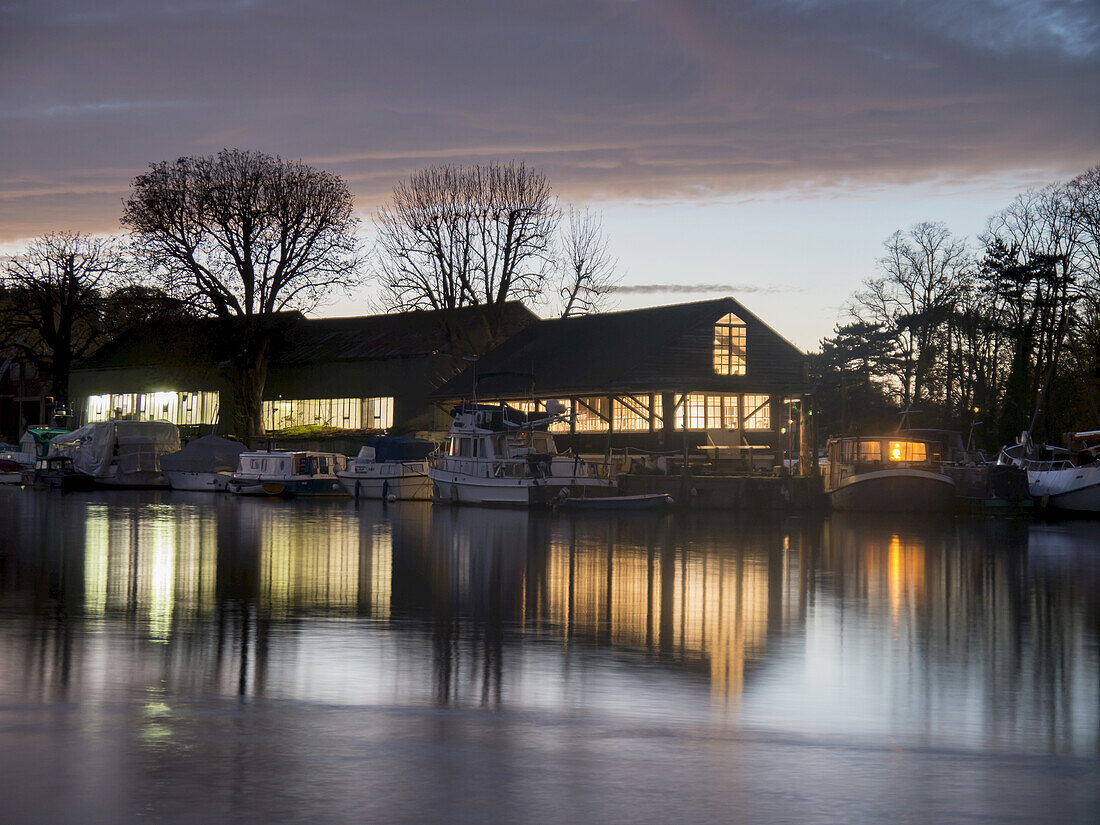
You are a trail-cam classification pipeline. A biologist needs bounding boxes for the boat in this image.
[26,455,96,491]
[824,434,955,512]
[227,450,349,497]
[428,403,616,507]
[998,430,1100,513]
[0,426,69,483]
[902,428,1031,513]
[46,420,180,488]
[161,435,247,492]
[337,436,434,500]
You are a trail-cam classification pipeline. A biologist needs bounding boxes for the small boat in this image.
[227,450,349,497]
[428,403,616,507]
[902,428,1031,512]
[26,455,96,491]
[824,434,955,512]
[46,420,180,488]
[999,431,1100,513]
[161,435,247,492]
[337,436,434,500]
[556,492,674,510]
[0,426,69,483]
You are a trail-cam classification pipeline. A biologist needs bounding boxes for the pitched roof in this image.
[431,297,806,400]
[76,303,537,371]
[275,302,536,364]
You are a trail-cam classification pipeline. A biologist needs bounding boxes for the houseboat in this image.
[428,403,615,506]
[337,436,434,500]
[825,434,955,512]
[998,430,1100,512]
[227,450,349,497]
[46,420,180,488]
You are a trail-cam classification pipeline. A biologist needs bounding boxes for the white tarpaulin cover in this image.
[49,421,181,478]
[160,435,246,473]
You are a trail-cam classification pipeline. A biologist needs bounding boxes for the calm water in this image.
[0,487,1097,824]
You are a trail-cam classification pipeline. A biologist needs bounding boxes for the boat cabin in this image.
[235,451,348,478]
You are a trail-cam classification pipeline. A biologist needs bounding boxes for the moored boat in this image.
[0,426,70,483]
[227,450,348,497]
[337,436,434,500]
[162,435,247,492]
[998,431,1100,513]
[825,434,955,512]
[46,421,180,488]
[428,403,615,507]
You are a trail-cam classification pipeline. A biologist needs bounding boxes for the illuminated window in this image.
[674,393,742,430]
[859,440,882,462]
[714,313,747,376]
[85,391,219,426]
[742,395,771,430]
[722,395,739,430]
[888,441,927,462]
[613,397,651,432]
[574,397,610,432]
[262,397,394,432]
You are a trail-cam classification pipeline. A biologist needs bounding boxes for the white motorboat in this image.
[998,431,1100,512]
[162,435,247,492]
[47,420,180,488]
[227,450,348,497]
[824,434,955,512]
[337,436,434,500]
[428,403,615,507]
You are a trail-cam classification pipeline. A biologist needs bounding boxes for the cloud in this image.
[0,0,1097,241]
[611,283,803,296]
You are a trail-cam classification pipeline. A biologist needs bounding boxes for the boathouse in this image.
[430,298,810,466]
[68,303,536,437]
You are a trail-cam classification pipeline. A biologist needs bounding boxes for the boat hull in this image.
[429,470,614,507]
[337,464,431,500]
[828,469,955,512]
[1026,465,1100,512]
[228,475,347,497]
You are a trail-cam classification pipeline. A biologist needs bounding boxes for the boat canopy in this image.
[49,421,181,477]
[161,435,246,473]
[360,436,434,463]
[21,427,70,458]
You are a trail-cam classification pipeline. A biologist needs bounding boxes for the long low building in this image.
[430,298,811,463]
[69,303,536,437]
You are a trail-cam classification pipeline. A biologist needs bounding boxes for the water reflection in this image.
[0,487,1096,755]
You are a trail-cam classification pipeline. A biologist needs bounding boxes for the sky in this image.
[1,0,1098,350]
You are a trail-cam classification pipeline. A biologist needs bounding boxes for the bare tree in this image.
[122,149,362,438]
[852,222,969,406]
[2,232,127,415]
[557,207,618,317]
[375,162,557,339]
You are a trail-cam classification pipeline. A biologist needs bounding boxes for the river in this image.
[0,488,1097,823]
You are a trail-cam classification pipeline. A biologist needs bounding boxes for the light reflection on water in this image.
[0,487,1097,760]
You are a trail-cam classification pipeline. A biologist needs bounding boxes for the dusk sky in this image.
[2,0,1098,348]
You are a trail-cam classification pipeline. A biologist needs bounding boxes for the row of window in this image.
[508,393,772,432]
[263,397,393,431]
[86,392,220,426]
[85,392,394,432]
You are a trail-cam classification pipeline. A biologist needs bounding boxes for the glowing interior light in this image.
[890,443,903,461]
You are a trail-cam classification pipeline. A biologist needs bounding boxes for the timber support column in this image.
[799,395,812,476]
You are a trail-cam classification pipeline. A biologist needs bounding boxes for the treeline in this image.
[814,165,1100,450]
[1,151,617,436]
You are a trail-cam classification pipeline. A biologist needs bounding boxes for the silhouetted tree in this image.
[557,207,619,317]
[122,149,362,438]
[1,232,127,414]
